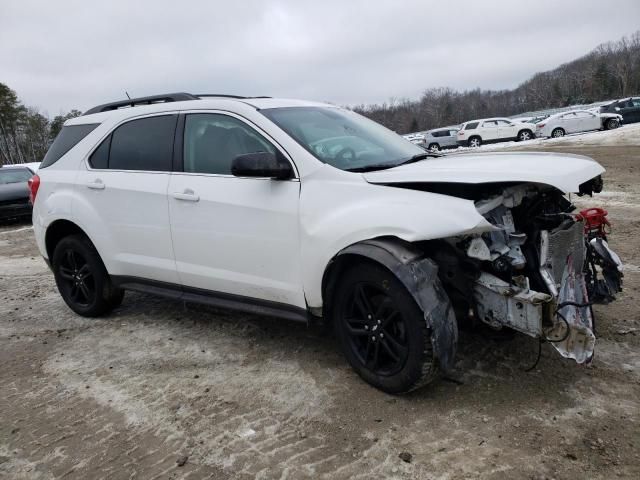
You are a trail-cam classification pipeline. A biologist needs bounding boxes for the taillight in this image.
[537,124,545,128]
[28,174,40,204]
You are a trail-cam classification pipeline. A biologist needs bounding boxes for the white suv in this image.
[31,93,622,393]
[457,117,537,147]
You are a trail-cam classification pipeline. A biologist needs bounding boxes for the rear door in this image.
[626,98,640,123]
[167,112,304,308]
[76,114,179,284]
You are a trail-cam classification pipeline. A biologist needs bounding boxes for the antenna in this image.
[125,91,131,100]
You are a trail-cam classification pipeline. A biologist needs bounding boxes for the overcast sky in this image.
[1,0,639,116]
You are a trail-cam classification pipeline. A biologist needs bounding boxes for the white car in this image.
[536,110,623,138]
[456,117,537,147]
[402,133,426,146]
[30,93,622,393]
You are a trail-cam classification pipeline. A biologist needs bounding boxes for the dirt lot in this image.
[1,143,639,479]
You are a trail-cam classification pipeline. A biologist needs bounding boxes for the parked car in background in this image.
[536,109,622,138]
[456,117,536,147]
[599,97,640,124]
[402,133,426,147]
[0,164,36,221]
[423,127,459,151]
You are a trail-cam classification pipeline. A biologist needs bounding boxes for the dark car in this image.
[0,165,35,221]
[600,97,640,124]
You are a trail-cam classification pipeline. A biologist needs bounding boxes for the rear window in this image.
[41,124,99,168]
[464,122,479,130]
[0,168,32,184]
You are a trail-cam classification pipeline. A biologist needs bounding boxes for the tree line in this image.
[353,31,640,134]
[2,31,639,165]
[0,82,80,165]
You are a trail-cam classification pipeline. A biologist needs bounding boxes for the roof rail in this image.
[195,94,272,99]
[83,92,274,116]
[83,92,198,115]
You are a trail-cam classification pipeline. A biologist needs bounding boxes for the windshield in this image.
[261,107,424,171]
[0,168,32,185]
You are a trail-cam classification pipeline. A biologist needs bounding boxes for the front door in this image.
[167,112,304,308]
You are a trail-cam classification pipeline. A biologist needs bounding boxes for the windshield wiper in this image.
[395,151,442,166]
[344,152,442,173]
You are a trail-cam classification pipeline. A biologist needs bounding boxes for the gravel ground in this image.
[1,143,639,479]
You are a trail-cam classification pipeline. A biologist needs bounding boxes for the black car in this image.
[0,165,35,221]
[600,97,640,124]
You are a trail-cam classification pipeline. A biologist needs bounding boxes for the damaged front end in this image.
[436,181,623,364]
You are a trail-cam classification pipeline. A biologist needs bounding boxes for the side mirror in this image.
[231,152,293,180]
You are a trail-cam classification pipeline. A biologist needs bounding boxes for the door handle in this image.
[86,179,105,190]
[171,190,200,202]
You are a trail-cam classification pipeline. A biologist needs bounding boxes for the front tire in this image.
[52,235,123,317]
[428,143,440,152]
[333,262,438,394]
[606,118,620,130]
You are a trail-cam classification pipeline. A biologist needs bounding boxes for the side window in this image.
[496,120,512,126]
[105,115,176,171]
[449,130,459,136]
[183,113,277,175]
[482,121,497,128]
[632,99,640,107]
[466,122,479,130]
[89,116,176,170]
[89,135,110,169]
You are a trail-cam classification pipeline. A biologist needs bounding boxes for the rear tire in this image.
[551,128,565,138]
[517,130,533,141]
[606,118,620,130]
[468,136,482,148]
[52,235,123,317]
[332,262,438,394]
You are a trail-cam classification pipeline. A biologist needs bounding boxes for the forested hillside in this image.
[2,32,639,164]
[354,32,640,133]
[0,83,80,165]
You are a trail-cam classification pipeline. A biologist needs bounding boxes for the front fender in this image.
[300,169,493,308]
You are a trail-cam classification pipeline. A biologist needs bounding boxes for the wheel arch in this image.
[45,219,92,261]
[321,236,458,371]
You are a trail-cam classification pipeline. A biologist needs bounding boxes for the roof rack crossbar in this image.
[83,92,199,115]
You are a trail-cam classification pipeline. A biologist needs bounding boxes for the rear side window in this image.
[0,168,33,184]
[465,122,479,130]
[89,115,177,171]
[41,123,99,168]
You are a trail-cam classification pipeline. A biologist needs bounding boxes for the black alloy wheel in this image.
[58,248,95,307]
[333,262,440,393]
[52,235,123,317]
[342,282,409,376]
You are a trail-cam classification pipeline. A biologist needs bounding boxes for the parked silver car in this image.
[423,127,460,151]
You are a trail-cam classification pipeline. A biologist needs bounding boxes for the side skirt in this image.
[111,275,309,323]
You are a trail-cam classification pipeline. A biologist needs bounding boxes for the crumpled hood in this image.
[363,152,605,193]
